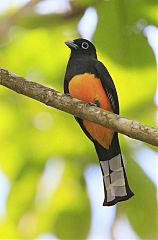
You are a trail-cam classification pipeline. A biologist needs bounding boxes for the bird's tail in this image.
[94,136,134,206]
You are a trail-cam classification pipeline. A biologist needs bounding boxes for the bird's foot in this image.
[87,100,100,107]
[65,93,70,96]
[94,100,100,107]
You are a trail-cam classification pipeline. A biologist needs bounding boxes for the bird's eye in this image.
[81,42,89,49]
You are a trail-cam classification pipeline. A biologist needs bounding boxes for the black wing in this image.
[95,61,119,114]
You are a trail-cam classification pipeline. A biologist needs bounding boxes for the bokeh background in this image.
[0,0,157,239]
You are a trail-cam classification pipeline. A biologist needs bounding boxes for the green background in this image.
[0,0,157,239]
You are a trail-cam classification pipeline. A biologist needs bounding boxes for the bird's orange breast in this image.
[69,73,114,149]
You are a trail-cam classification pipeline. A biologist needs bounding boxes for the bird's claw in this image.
[87,100,100,107]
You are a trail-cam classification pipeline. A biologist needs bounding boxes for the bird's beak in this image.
[65,40,78,50]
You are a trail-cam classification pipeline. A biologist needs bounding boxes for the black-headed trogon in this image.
[64,38,134,206]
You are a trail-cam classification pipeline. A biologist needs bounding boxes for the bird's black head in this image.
[65,38,97,59]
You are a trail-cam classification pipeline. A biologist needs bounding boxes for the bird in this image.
[64,38,134,206]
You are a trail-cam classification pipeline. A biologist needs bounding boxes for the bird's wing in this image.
[95,61,119,114]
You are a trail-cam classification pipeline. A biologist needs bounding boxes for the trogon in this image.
[64,38,134,206]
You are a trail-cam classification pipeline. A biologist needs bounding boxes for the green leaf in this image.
[94,0,157,66]
[94,0,157,116]
[122,143,157,239]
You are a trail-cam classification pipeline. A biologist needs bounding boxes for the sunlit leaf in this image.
[122,142,157,239]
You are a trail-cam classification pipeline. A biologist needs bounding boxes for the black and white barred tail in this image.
[94,134,134,206]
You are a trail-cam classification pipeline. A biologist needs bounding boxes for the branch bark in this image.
[0,67,157,147]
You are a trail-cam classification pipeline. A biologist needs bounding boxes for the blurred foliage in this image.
[0,0,157,239]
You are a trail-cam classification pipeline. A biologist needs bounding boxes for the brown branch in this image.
[0,67,158,147]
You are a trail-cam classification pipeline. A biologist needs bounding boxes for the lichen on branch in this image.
[0,67,158,147]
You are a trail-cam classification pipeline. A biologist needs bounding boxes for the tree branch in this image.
[0,67,157,147]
